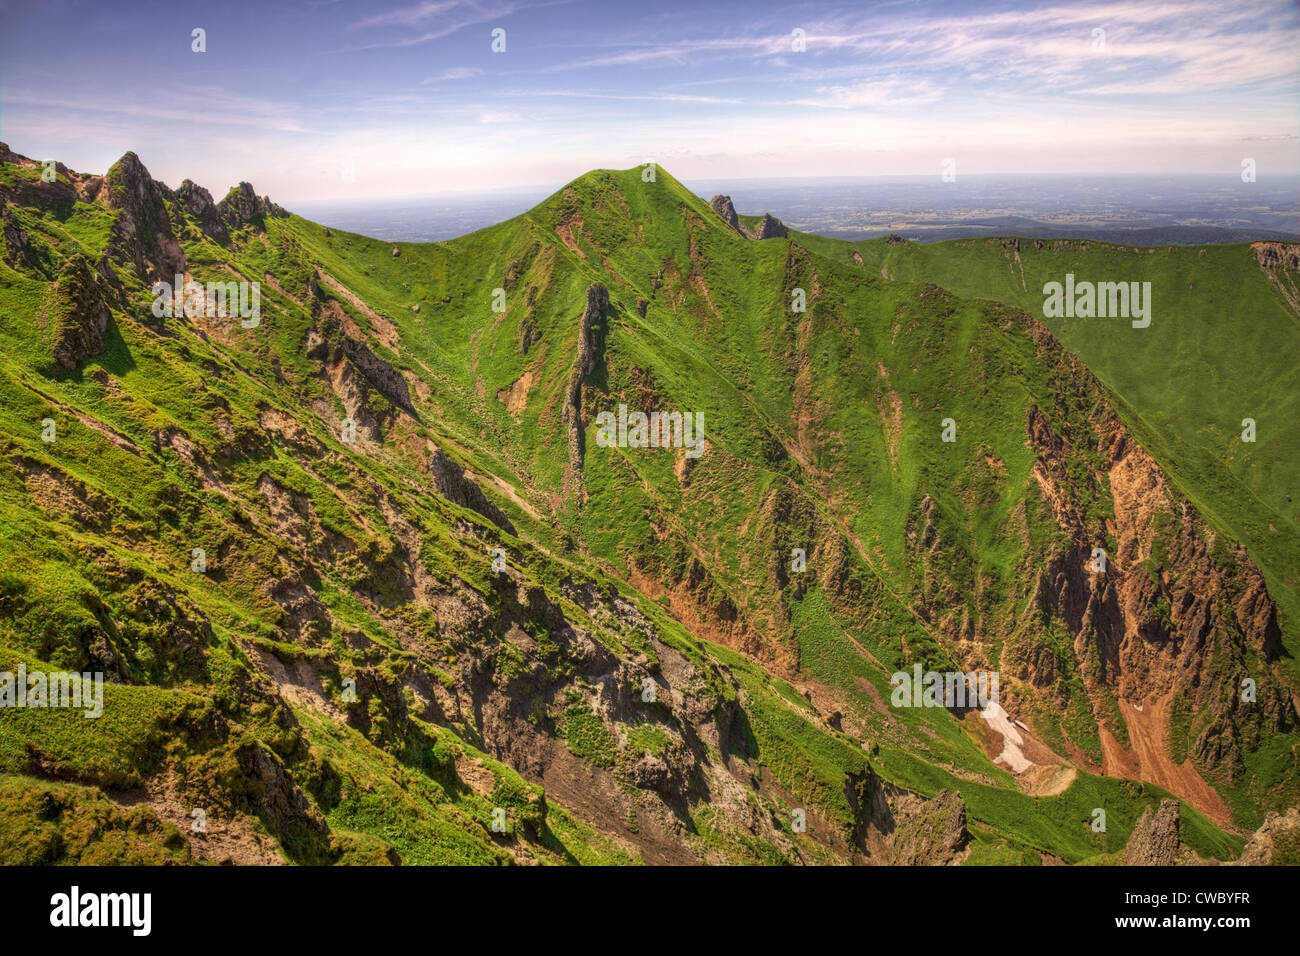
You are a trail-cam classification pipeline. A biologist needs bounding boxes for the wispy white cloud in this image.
[2,86,307,134]
[345,0,577,49]
[539,0,1298,101]
[343,0,523,50]
[788,77,943,109]
[350,0,469,30]
[3,0,1295,197]
[423,66,484,84]
[520,89,743,104]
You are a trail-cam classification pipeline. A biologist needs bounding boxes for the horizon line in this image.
[279,168,1300,207]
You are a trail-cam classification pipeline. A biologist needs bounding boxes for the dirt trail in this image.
[262,271,303,307]
[1100,695,1231,825]
[468,469,540,521]
[315,270,400,348]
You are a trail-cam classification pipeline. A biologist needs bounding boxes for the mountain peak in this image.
[105,150,154,195]
[752,212,788,240]
[217,180,287,227]
[708,195,743,235]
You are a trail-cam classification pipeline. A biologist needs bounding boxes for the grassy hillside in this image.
[808,233,1300,666]
[0,146,1293,863]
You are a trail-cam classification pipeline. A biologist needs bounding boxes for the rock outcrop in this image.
[339,332,413,415]
[103,151,186,282]
[1,199,52,276]
[308,304,415,421]
[428,448,516,534]
[856,772,971,864]
[49,254,112,369]
[708,195,743,235]
[177,179,228,242]
[218,181,287,230]
[1124,799,1181,865]
[751,213,788,239]
[0,143,82,209]
[1235,806,1300,865]
[1252,241,1300,271]
[560,284,608,487]
[707,197,789,241]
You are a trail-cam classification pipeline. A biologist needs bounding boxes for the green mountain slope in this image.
[805,233,1300,663]
[0,145,1294,864]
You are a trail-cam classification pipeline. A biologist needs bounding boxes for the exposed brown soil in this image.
[315,269,400,349]
[497,369,535,417]
[261,270,303,307]
[1100,695,1231,825]
[555,215,586,258]
[114,773,284,865]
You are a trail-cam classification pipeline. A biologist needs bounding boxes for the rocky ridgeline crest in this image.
[217,181,288,229]
[1,143,287,271]
[708,194,788,240]
[0,143,289,368]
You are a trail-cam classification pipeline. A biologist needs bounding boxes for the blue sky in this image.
[1,0,1297,201]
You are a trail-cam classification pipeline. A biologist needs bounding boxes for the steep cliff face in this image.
[103,151,186,282]
[986,318,1293,817]
[560,283,608,494]
[428,448,516,534]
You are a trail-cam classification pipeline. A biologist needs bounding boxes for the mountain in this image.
[815,234,1300,665]
[814,221,1300,246]
[0,145,1294,865]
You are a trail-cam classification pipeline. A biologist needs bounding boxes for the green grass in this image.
[829,234,1300,667]
[0,152,1281,865]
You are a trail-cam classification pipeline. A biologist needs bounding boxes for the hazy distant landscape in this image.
[291,174,1300,245]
